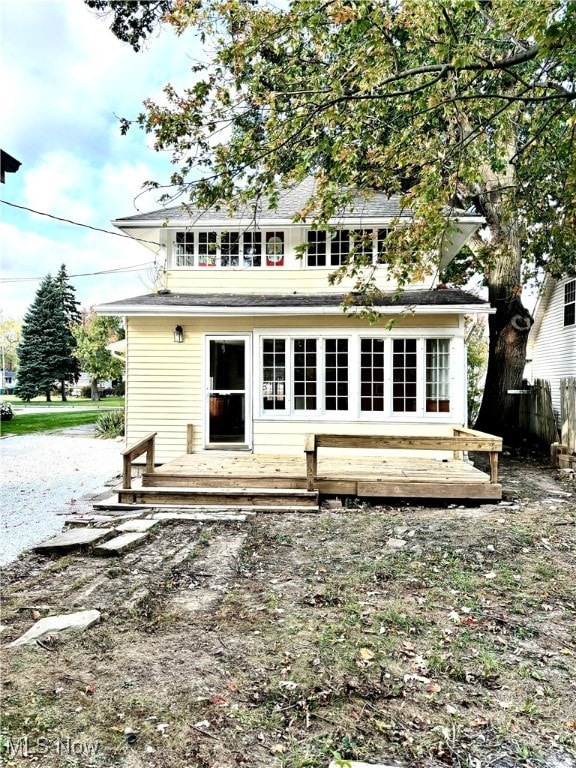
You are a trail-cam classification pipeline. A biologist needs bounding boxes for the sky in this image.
[0,0,200,321]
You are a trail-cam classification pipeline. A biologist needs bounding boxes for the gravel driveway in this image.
[0,428,123,566]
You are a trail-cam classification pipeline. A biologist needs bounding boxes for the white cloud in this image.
[0,0,198,319]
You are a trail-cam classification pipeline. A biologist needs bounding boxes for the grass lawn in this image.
[0,410,110,436]
[2,396,125,409]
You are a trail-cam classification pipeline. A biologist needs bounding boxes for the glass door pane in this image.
[208,339,246,444]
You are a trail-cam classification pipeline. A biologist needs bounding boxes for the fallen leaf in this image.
[426,683,442,693]
[85,684,96,695]
[270,744,285,754]
[359,647,375,661]
[470,717,488,727]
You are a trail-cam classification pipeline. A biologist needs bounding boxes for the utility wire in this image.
[0,199,165,247]
[1,262,157,283]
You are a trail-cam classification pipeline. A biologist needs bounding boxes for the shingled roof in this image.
[97,288,489,315]
[113,178,415,226]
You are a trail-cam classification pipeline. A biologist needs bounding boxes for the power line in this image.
[0,199,163,247]
[0,262,157,283]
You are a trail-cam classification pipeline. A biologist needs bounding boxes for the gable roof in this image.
[113,178,478,228]
[96,287,491,317]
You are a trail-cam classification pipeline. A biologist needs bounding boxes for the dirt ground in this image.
[1,450,575,768]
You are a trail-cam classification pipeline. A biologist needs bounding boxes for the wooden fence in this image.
[518,379,558,446]
[560,377,576,455]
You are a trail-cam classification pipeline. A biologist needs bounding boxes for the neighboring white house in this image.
[96,179,490,464]
[526,275,576,421]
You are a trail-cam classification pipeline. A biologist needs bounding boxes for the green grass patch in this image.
[3,396,125,408]
[0,410,102,436]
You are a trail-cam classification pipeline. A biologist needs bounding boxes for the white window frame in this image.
[305,228,391,268]
[169,230,279,269]
[564,279,576,327]
[254,329,461,422]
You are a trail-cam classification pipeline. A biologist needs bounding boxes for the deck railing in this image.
[121,432,157,489]
[304,427,502,492]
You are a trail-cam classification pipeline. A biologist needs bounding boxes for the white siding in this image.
[530,277,576,417]
[124,313,466,463]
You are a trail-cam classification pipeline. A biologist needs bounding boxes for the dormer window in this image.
[306,228,390,267]
[171,230,277,268]
[175,232,194,266]
[565,279,575,327]
[265,232,284,266]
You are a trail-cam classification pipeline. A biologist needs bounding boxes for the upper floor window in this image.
[306,228,390,267]
[565,279,575,327]
[171,230,271,268]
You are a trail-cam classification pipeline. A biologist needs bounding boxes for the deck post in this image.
[187,424,194,454]
[304,433,317,491]
[489,451,499,484]
[121,432,157,490]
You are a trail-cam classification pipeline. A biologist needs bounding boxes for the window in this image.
[392,339,417,412]
[172,230,281,268]
[306,228,392,267]
[266,232,285,266]
[360,338,385,412]
[220,232,240,267]
[262,339,286,411]
[259,335,453,418]
[293,338,317,410]
[325,339,349,410]
[198,232,217,267]
[565,279,576,327]
[175,231,194,267]
[243,232,262,267]
[425,339,450,412]
[330,230,350,266]
[307,230,327,267]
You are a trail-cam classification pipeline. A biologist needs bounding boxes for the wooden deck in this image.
[141,451,501,501]
[117,429,503,507]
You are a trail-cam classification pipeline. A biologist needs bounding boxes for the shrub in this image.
[95,409,124,439]
[1,402,13,421]
[113,381,125,396]
[81,385,93,398]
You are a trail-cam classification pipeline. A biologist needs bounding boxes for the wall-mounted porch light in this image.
[173,325,184,344]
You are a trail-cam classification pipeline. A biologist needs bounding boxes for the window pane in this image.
[221,232,240,267]
[262,339,286,411]
[244,232,262,267]
[198,232,217,266]
[293,339,317,410]
[425,339,450,412]
[565,280,576,327]
[325,339,348,410]
[307,230,327,267]
[360,338,385,412]
[330,230,350,266]
[175,231,194,267]
[392,339,417,412]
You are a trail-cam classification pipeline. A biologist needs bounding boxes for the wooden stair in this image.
[116,486,320,512]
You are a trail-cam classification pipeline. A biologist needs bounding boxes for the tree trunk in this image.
[91,378,100,401]
[471,130,533,440]
[60,378,67,402]
[474,283,532,439]
[45,390,51,402]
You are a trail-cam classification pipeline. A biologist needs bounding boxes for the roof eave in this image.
[96,302,493,317]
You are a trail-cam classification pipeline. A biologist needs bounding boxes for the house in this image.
[526,275,576,454]
[96,179,501,501]
[527,276,576,419]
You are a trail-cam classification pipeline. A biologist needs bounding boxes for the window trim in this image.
[170,229,280,269]
[306,228,391,268]
[564,279,576,327]
[254,330,457,420]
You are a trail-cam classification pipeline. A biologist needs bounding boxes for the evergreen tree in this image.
[15,269,81,402]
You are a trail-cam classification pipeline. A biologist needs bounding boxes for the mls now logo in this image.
[3,736,100,758]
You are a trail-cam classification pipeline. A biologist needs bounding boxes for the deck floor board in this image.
[143,452,500,500]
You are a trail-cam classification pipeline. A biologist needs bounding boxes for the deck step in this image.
[117,486,319,508]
